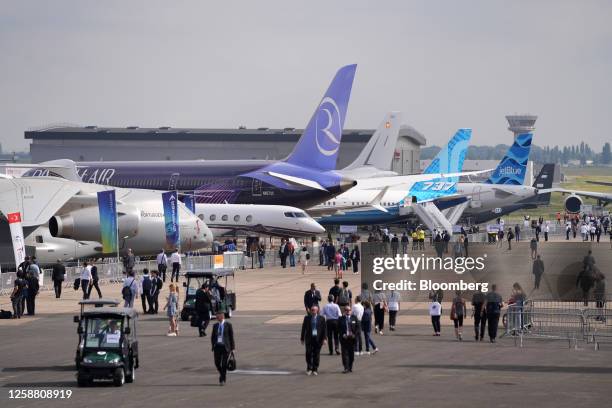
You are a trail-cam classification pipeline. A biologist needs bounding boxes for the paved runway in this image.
[1,263,611,408]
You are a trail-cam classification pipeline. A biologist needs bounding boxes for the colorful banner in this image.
[7,212,26,268]
[184,195,196,214]
[162,191,180,249]
[97,190,118,253]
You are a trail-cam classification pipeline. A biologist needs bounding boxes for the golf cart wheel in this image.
[126,360,136,383]
[113,368,125,387]
[77,371,91,387]
[180,310,189,321]
[224,308,233,319]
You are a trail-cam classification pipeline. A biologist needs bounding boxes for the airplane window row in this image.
[198,214,253,223]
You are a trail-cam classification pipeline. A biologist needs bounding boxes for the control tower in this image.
[506,114,537,139]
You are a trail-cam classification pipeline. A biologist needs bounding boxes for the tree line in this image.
[421,142,612,166]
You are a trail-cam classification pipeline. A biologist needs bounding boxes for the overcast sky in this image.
[1,0,611,152]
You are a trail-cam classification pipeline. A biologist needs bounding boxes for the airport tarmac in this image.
[1,261,611,408]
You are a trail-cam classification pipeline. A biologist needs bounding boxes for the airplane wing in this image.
[354,169,493,190]
[0,177,107,228]
[541,188,611,203]
[307,186,391,217]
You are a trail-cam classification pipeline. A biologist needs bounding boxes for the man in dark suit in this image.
[51,259,65,299]
[195,284,213,337]
[211,308,235,385]
[303,283,322,312]
[279,239,289,268]
[338,305,360,373]
[149,270,163,314]
[300,305,327,376]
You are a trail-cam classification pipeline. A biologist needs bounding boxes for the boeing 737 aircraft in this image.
[316,131,541,230]
[313,128,473,223]
[26,65,359,209]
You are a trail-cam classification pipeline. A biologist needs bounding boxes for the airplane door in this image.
[169,173,180,190]
[252,178,262,196]
[471,185,482,208]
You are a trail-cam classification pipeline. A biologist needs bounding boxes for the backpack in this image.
[306,253,310,260]
[0,309,12,319]
[122,279,135,302]
[453,298,465,317]
[338,289,350,305]
[28,274,40,294]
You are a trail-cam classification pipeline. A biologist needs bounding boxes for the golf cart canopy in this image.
[82,307,138,319]
[184,268,235,279]
[79,299,121,307]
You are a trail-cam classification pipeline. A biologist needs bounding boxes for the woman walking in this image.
[373,290,388,335]
[450,290,466,341]
[388,290,401,331]
[164,283,179,336]
[334,250,343,279]
[299,246,309,274]
[361,301,379,354]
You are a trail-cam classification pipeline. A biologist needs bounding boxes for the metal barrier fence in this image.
[505,298,611,349]
[0,252,247,300]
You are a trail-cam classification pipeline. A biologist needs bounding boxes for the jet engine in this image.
[564,194,582,213]
[49,205,140,241]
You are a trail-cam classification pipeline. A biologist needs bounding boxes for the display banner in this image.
[162,191,180,249]
[7,212,26,268]
[97,190,119,253]
[184,195,196,214]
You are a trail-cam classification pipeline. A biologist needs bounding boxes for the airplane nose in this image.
[310,219,326,234]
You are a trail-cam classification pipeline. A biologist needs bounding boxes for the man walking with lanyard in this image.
[300,305,327,376]
[211,307,235,385]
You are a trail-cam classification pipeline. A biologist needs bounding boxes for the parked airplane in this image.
[433,132,538,218]
[194,203,325,237]
[313,128,473,224]
[0,177,213,264]
[460,163,555,224]
[26,65,359,209]
[316,131,540,230]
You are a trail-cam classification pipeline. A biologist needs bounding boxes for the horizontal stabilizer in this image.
[266,171,328,191]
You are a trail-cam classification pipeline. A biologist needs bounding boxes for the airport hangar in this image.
[25,125,425,175]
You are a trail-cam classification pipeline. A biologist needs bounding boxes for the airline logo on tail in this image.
[406,128,472,203]
[284,64,357,171]
[315,97,342,156]
[484,133,532,185]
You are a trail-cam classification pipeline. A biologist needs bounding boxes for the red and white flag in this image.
[7,212,26,267]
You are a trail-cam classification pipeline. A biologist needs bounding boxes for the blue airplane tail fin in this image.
[407,128,472,202]
[284,64,357,171]
[484,133,533,185]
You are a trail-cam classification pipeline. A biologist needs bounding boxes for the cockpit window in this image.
[284,212,295,218]
[293,212,307,218]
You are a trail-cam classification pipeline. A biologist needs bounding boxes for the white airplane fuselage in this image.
[195,204,325,237]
